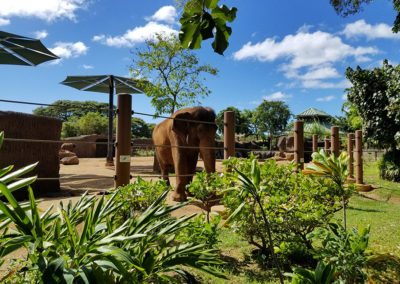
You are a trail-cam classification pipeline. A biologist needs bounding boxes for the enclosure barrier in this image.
[0,98,381,194]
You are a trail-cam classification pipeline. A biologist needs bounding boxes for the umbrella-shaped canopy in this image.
[61,75,146,166]
[0,30,59,66]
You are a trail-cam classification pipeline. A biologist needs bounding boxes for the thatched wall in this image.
[0,111,62,198]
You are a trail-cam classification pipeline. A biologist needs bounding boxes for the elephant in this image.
[152,106,217,201]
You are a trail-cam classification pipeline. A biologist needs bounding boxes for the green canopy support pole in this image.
[106,76,115,166]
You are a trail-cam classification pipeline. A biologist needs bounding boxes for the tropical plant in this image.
[303,150,354,230]
[186,171,224,222]
[378,150,400,182]
[113,177,169,220]
[286,261,335,284]
[310,223,371,283]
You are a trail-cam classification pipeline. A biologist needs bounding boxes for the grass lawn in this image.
[193,161,400,283]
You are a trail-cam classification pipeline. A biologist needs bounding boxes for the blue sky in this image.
[0,0,399,123]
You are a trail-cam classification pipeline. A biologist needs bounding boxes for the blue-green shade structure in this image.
[0,30,59,66]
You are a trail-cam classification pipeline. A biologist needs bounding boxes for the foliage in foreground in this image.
[378,149,400,182]
[0,132,224,283]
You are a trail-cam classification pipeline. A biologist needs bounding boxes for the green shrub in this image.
[222,157,343,265]
[114,177,169,220]
[378,149,400,182]
[310,223,371,283]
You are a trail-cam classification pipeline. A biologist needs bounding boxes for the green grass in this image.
[192,161,400,283]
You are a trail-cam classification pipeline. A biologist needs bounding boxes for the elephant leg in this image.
[171,148,194,202]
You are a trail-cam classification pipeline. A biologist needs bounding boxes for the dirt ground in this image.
[39,157,226,217]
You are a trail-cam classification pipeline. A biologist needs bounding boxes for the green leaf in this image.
[0,162,38,184]
[211,5,237,22]
[205,0,218,9]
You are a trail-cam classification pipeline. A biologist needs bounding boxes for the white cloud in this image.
[82,64,93,69]
[342,19,400,40]
[342,94,347,100]
[93,21,177,48]
[302,79,350,89]
[147,5,177,24]
[49,41,88,64]
[0,18,10,26]
[233,30,378,70]
[0,0,88,22]
[33,30,48,39]
[263,91,292,101]
[284,65,340,81]
[316,95,336,102]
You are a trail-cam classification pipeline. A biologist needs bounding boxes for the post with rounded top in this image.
[355,130,363,184]
[324,136,330,154]
[224,111,235,159]
[347,133,355,179]
[294,121,304,170]
[115,94,132,187]
[331,126,340,157]
[312,134,318,153]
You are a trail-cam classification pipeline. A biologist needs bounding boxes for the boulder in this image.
[61,156,79,165]
[277,136,286,152]
[275,151,286,158]
[59,150,76,159]
[61,143,76,152]
[286,136,294,152]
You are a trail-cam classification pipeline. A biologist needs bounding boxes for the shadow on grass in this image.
[347,206,385,213]
[367,254,400,283]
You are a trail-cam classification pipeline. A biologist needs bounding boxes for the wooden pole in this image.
[106,76,115,166]
[115,94,132,187]
[331,126,340,157]
[312,134,318,153]
[347,133,354,179]
[224,111,235,159]
[355,130,363,184]
[294,121,304,170]
[324,136,330,154]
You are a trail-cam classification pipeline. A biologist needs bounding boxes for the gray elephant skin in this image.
[152,106,217,201]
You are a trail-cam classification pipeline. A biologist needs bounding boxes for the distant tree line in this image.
[33,100,155,139]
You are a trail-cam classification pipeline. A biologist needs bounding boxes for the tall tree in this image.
[33,100,110,121]
[131,117,152,138]
[253,100,291,147]
[345,60,400,149]
[131,34,217,116]
[215,107,251,136]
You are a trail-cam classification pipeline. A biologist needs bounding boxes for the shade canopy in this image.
[0,30,59,66]
[60,75,144,94]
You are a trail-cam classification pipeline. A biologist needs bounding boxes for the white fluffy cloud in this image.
[33,30,48,39]
[148,5,177,24]
[93,21,177,47]
[0,18,10,26]
[316,95,336,102]
[342,20,400,40]
[82,64,93,69]
[263,91,292,101]
[0,0,88,23]
[233,30,377,69]
[93,6,178,48]
[49,41,88,64]
[302,79,350,89]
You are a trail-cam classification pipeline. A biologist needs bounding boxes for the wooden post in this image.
[312,134,318,153]
[324,136,330,154]
[224,111,235,159]
[331,126,340,157]
[355,130,363,184]
[115,94,132,187]
[347,133,354,179]
[294,121,304,170]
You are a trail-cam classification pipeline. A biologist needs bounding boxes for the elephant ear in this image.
[172,112,191,137]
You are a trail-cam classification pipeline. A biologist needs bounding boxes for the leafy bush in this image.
[0,132,225,283]
[286,261,335,284]
[186,171,224,222]
[113,177,169,220]
[178,214,222,249]
[310,223,371,283]
[222,157,343,265]
[378,149,400,182]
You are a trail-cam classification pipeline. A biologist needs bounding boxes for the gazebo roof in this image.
[297,107,331,119]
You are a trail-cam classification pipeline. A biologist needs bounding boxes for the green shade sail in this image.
[0,30,59,66]
[60,75,145,94]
